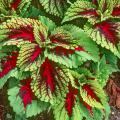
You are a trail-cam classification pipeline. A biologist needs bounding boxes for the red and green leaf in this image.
[0,52,18,78]
[80,79,107,109]
[8,25,35,42]
[84,21,120,58]
[30,46,42,62]
[52,84,82,120]
[40,58,56,93]
[94,21,119,44]
[31,58,72,102]
[52,78,107,120]
[19,78,33,108]
[63,0,98,23]
[65,84,78,116]
[82,84,100,102]
[17,42,42,70]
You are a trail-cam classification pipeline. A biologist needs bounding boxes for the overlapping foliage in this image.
[0,0,120,120]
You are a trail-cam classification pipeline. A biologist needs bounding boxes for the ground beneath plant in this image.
[106,72,120,120]
[110,107,120,120]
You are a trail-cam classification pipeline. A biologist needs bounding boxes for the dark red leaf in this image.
[95,21,119,44]
[78,9,99,17]
[65,83,78,116]
[19,78,33,108]
[30,46,42,62]
[40,58,55,92]
[82,84,100,102]
[51,46,74,56]
[8,25,35,42]
[112,7,120,16]
[0,52,18,78]
[75,46,85,51]
[10,0,21,10]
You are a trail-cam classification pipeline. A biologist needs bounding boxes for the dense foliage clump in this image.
[0,0,120,120]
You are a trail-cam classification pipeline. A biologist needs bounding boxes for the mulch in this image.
[106,72,120,120]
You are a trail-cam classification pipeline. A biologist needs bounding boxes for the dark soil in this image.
[110,107,120,120]
[107,72,120,120]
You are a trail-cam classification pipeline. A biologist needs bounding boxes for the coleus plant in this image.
[0,0,119,120]
[63,0,120,58]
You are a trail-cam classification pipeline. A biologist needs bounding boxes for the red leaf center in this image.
[41,58,55,92]
[65,84,78,116]
[30,46,42,62]
[19,78,33,108]
[0,52,18,78]
[8,25,35,42]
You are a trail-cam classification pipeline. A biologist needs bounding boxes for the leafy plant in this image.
[0,0,120,120]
